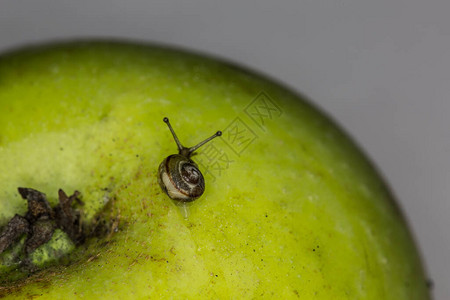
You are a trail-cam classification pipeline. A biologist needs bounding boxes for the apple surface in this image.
[0,41,430,299]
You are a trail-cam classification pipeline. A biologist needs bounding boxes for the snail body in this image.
[158,117,221,203]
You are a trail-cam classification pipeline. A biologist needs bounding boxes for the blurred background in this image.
[1,1,448,298]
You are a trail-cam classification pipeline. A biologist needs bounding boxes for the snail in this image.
[158,117,222,203]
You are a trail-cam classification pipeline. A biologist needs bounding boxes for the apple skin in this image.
[0,41,429,299]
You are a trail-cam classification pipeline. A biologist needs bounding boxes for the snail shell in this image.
[158,154,205,202]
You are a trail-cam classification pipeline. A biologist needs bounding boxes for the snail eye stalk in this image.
[162,117,222,157]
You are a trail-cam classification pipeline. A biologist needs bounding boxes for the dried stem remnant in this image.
[0,188,83,257]
[54,189,84,243]
[0,215,29,254]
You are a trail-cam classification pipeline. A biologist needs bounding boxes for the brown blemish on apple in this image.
[0,265,64,298]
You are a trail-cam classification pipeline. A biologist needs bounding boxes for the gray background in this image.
[1,1,448,298]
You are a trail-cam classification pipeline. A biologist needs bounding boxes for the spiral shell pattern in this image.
[158,154,205,202]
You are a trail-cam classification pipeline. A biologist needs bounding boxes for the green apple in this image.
[0,41,430,299]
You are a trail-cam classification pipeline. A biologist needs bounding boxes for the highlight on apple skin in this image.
[0,41,430,299]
